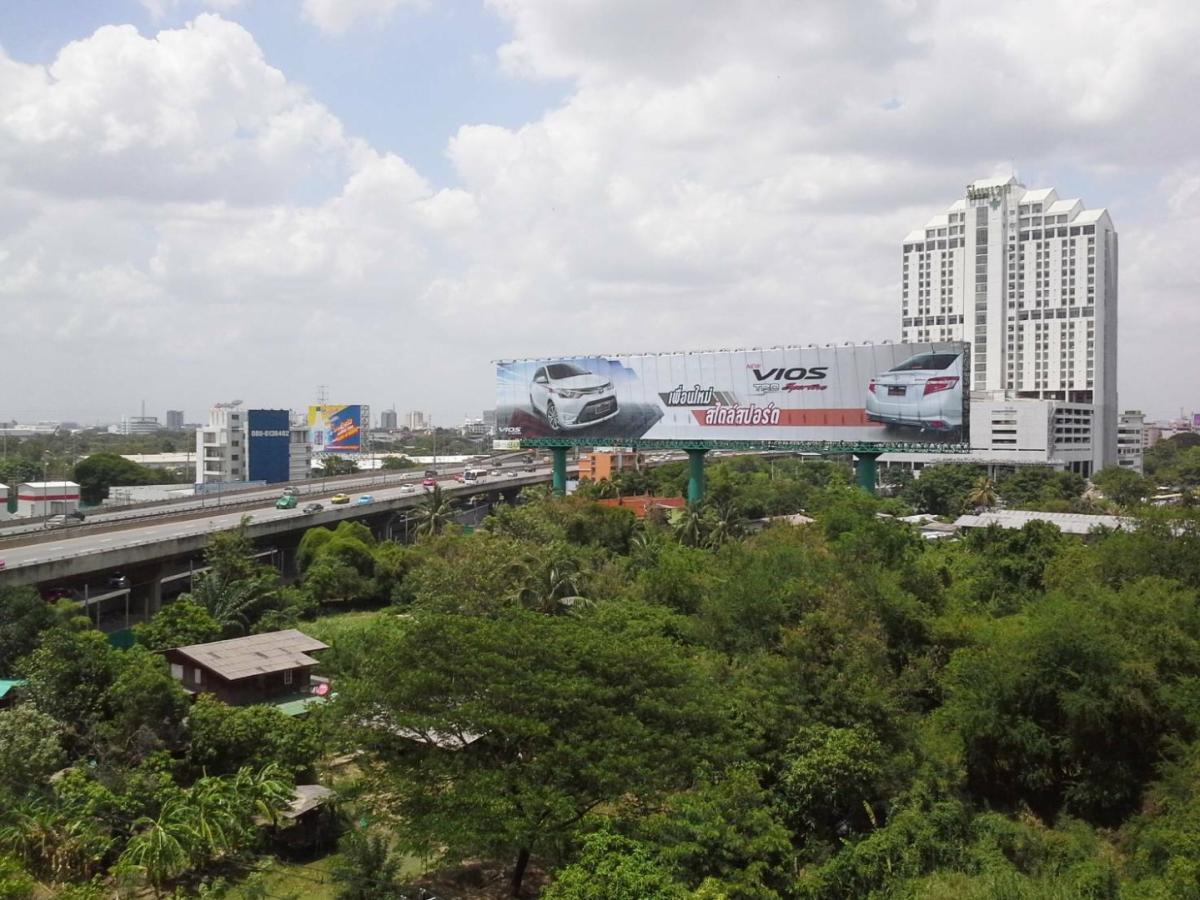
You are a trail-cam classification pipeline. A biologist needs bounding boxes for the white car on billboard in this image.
[529,362,619,430]
[865,351,964,433]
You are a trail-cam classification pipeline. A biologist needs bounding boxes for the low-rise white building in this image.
[16,481,81,518]
[121,415,160,435]
[197,405,247,484]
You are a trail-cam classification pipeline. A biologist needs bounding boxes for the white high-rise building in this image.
[898,175,1118,475]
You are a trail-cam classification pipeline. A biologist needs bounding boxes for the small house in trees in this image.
[164,629,328,706]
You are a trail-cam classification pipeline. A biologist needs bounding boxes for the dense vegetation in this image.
[2,455,1200,897]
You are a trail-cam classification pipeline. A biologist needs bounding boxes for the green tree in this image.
[902,464,985,516]
[133,600,221,651]
[18,627,119,734]
[0,586,61,672]
[639,766,792,897]
[777,724,888,839]
[185,695,319,778]
[333,606,731,895]
[996,467,1086,510]
[1092,466,1153,508]
[938,577,1200,824]
[380,456,416,471]
[329,830,403,900]
[0,706,66,797]
[94,647,189,761]
[73,453,165,504]
[0,854,35,900]
[542,831,687,900]
[317,454,359,476]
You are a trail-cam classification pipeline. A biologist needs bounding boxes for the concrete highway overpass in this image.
[0,464,570,624]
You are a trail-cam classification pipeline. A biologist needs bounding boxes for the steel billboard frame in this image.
[518,436,970,454]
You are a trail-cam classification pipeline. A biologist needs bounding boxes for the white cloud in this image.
[140,0,244,20]
[2,4,1199,421]
[301,0,427,35]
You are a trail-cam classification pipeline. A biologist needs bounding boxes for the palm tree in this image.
[0,799,112,883]
[593,479,618,499]
[705,502,744,549]
[672,503,706,548]
[116,805,194,897]
[965,476,999,511]
[413,486,456,537]
[189,570,277,634]
[516,558,592,615]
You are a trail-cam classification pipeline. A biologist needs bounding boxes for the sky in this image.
[1,0,1198,426]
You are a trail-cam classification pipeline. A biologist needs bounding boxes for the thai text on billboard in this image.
[495,343,969,447]
[308,404,367,453]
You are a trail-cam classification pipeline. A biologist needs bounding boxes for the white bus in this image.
[463,467,489,482]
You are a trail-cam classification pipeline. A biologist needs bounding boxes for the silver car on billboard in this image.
[529,362,619,430]
[864,350,964,433]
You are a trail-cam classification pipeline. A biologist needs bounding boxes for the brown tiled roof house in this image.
[164,629,328,706]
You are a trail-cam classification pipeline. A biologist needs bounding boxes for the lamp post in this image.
[42,451,50,518]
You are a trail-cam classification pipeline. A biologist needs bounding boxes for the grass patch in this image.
[226,855,339,900]
[303,607,397,645]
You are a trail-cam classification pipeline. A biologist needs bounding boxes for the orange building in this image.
[596,495,686,520]
[578,450,642,482]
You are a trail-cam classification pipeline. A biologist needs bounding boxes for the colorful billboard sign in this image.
[495,343,969,447]
[247,409,291,484]
[308,404,367,453]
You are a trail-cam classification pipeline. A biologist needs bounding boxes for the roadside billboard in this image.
[247,409,291,484]
[308,404,367,453]
[495,343,968,446]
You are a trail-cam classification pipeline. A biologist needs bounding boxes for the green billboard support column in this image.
[551,446,568,495]
[854,452,881,495]
[686,448,708,503]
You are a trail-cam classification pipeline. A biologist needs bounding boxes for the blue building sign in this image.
[247,409,291,484]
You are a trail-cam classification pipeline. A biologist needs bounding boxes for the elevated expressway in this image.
[0,465,568,622]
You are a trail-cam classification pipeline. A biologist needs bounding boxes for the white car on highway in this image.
[865,351,964,434]
[529,363,618,431]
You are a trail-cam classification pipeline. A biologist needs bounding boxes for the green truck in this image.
[275,494,298,510]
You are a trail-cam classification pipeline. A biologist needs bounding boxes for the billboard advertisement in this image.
[495,343,968,446]
[308,404,367,453]
[247,409,291,484]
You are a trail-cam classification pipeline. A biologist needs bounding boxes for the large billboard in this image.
[308,404,367,453]
[247,409,291,484]
[495,343,968,446]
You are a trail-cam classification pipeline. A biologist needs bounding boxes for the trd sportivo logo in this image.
[746,365,829,394]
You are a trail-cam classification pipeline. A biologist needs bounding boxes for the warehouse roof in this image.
[174,630,328,681]
[954,510,1132,534]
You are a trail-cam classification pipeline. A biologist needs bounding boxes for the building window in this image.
[170,664,183,680]
[193,669,202,685]
[284,669,294,686]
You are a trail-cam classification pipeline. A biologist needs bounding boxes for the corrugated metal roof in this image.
[175,629,328,681]
[954,510,1132,534]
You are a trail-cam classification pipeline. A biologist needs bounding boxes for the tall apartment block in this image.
[898,175,1118,474]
